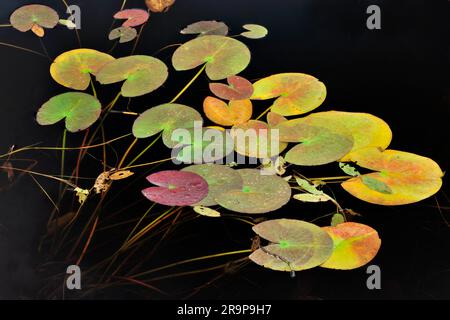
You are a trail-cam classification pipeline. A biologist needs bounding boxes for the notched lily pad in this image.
[142,170,208,206]
[321,222,381,270]
[251,73,327,116]
[209,76,254,100]
[113,9,149,27]
[50,49,115,90]
[132,103,203,148]
[109,26,138,43]
[341,147,443,205]
[10,4,59,34]
[215,169,291,214]
[36,92,101,132]
[96,55,168,97]
[267,112,287,127]
[241,24,268,39]
[181,20,229,37]
[182,164,243,206]
[250,219,334,271]
[275,120,354,166]
[203,96,252,126]
[172,35,251,80]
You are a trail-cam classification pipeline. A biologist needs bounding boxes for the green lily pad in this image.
[50,49,115,91]
[182,164,243,206]
[36,92,101,132]
[172,35,251,80]
[10,4,59,33]
[241,24,268,39]
[108,26,138,43]
[180,20,229,37]
[251,73,327,116]
[215,169,291,214]
[96,55,168,97]
[231,120,288,159]
[172,127,234,164]
[250,219,334,271]
[132,103,203,148]
[274,120,354,166]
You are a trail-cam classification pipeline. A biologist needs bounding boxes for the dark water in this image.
[0,0,449,299]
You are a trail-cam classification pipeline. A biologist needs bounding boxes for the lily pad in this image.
[181,20,229,37]
[321,222,381,270]
[231,120,288,159]
[172,35,251,80]
[251,73,327,116]
[341,147,443,205]
[96,55,168,97]
[113,9,149,27]
[31,24,45,37]
[266,112,287,127]
[36,92,101,132]
[145,0,175,12]
[109,26,138,43]
[182,164,243,206]
[203,96,253,126]
[250,219,334,271]
[172,127,234,164]
[10,4,59,33]
[50,49,115,91]
[215,169,291,214]
[209,76,254,100]
[241,24,268,39]
[132,103,203,148]
[142,170,208,206]
[193,206,221,217]
[274,120,354,166]
[300,111,392,160]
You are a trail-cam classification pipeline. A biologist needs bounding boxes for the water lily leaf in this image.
[300,111,392,160]
[209,76,253,100]
[321,222,381,270]
[193,206,221,217]
[250,219,334,271]
[293,193,331,203]
[267,112,287,127]
[331,214,345,227]
[96,55,168,97]
[59,19,77,29]
[181,20,229,37]
[145,0,175,12]
[241,24,268,39]
[31,24,45,37]
[10,4,59,33]
[251,73,327,116]
[275,120,354,166]
[341,147,444,205]
[172,35,251,80]
[231,120,288,159]
[294,176,324,195]
[203,96,252,126]
[172,127,234,164]
[142,170,208,206]
[182,164,243,206]
[50,49,115,91]
[113,9,149,27]
[36,92,101,132]
[132,103,203,147]
[109,170,134,180]
[109,26,138,43]
[339,162,360,177]
[215,169,291,214]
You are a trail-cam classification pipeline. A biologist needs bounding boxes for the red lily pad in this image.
[113,9,150,27]
[209,76,254,101]
[142,170,208,206]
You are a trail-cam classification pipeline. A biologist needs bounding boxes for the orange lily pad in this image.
[50,49,115,91]
[209,76,254,100]
[145,0,175,12]
[203,96,252,126]
[321,222,381,270]
[172,35,251,80]
[341,147,444,205]
[251,73,327,116]
[250,219,334,271]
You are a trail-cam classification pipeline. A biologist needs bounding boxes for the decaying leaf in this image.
[293,193,331,203]
[74,187,90,204]
[339,162,360,177]
[94,171,112,194]
[59,19,77,29]
[294,176,324,195]
[193,206,221,217]
[261,156,286,176]
[110,170,134,180]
